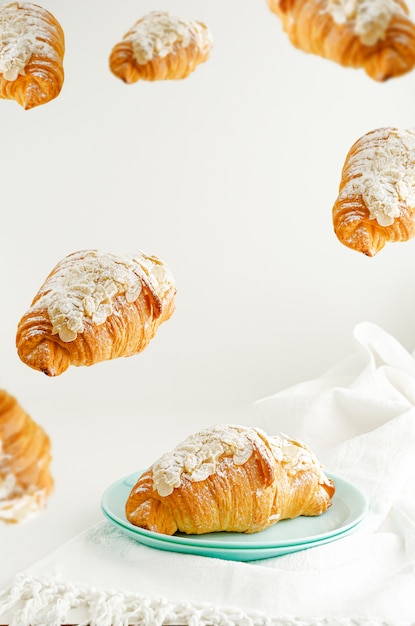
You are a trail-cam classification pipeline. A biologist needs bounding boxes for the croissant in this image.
[267,0,415,81]
[16,249,176,377]
[109,11,212,83]
[0,389,53,523]
[0,2,65,109]
[126,424,335,535]
[332,127,415,256]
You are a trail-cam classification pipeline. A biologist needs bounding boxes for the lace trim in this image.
[0,573,396,626]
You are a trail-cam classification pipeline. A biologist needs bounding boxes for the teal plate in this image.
[101,471,367,562]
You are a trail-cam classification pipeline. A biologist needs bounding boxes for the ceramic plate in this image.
[101,471,367,561]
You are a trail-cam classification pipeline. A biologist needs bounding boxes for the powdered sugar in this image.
[269,433,329,482]
[0,487,47,523]
[126,11,212,65]
[134,252,175,302]
[150,425,329,497]
[151,425,254,497]
[0,2,60,81]
[0,437,47,523]
[327,0,404,45]
[0,444,45,523]
[0,470,15,500]
[339,128,415,226]
[31,250,175,343]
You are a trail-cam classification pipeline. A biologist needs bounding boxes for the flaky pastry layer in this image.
[109,11,212,83]
[268,0,415,81]
[126,425,335,535]
[0,389,53,523]
[332,127,415,256]
[16,249,176,376]
[0,2,65,109]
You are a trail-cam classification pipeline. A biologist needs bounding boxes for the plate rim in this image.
[102,507,363,554]
[101,507,364,561]
[101,470,367,550]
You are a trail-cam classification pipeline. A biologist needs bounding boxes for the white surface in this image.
[0,0,415,596]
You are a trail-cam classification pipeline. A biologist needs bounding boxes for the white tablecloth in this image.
[1,321,415,625]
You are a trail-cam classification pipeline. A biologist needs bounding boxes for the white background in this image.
[0,0,414,587]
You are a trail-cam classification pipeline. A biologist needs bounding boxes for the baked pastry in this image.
[126,424,335,535]
[109,11,212,83]
[332,127,415,256]
[16,249,176,376]
[267,0,415,81]
[0,389,53,523]
[0,2,65,109]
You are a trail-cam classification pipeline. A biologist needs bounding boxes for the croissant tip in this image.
[41,367,57,377]
[21,97,43,111]
[362,239,386,257]
[17,338,66,377]
[20,83,56,110]
[365,48,415,82]
[347,245,378,257]
[118,72,139,84]
[336,234,382,257]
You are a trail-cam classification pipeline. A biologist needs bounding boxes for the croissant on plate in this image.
[267,0,415,81]
[332,127,415,256]
[0,2,65,109]
[16,249,176,377]
[126,424,335,535]
[109,10,212,83]
[0,389,53,523]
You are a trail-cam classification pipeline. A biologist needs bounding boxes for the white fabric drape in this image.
[1,321,415,626]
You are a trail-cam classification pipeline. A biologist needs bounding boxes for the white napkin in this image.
[1,321,415,626]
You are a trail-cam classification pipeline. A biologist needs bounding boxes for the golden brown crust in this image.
[110,40,210,83]
[16,250,176,376]
[267,0,415,81]
[109,12,212,83]
[0,389,53,522]
[332,127,415,256]
[0,3,65,109]
[126,428,335,536]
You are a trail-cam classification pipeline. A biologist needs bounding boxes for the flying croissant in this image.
[267,0,415,81]
[16,249,176,376]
